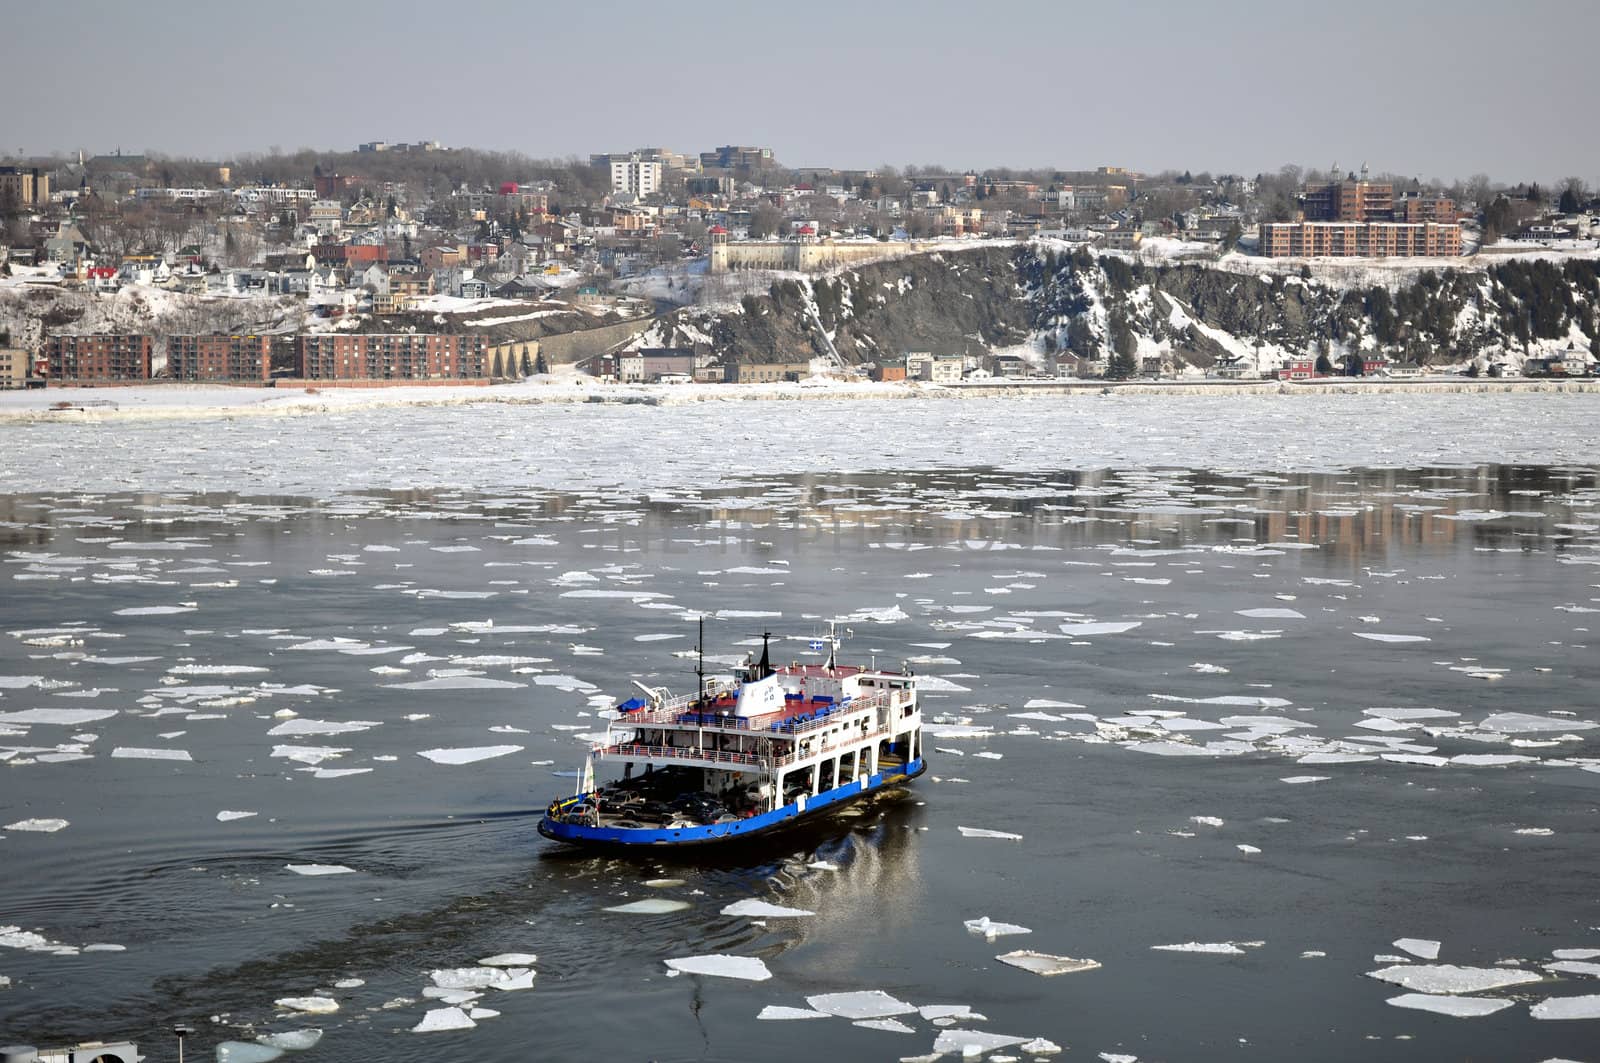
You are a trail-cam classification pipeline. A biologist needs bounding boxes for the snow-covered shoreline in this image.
[3,375,1598,423]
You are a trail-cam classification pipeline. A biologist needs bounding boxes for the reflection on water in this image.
[2,465,1595,566]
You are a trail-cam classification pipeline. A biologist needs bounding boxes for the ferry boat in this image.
[538,624,925,848]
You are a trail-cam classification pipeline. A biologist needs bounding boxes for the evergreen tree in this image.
[534,351,548,375]
[1105,312,1138,379]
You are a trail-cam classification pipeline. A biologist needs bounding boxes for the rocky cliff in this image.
[645,243,1600,373]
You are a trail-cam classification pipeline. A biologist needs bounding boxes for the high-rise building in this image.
[168,334,273,382]
[45,335,152,381]
[1301,165,1393,222]
[607,154,662,197]
[1259,221,1462,257]
[296,334,488,381]
[0,166,50,207]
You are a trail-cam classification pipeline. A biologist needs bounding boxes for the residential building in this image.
[421,244,466,271]
[0,342,34,388]
[1301,166,1394,222]
[1394,195,1458,223]
[723,360,810,383]
[618,348,696,383]
[1258,221,1462,257]
[904,352,964,383]
[0,167,52,206]
[1277,356,1321,381]
[869,361,906,382]
[168,334,272,382]
[308,200,344,234]
[296,334,488,381]
[45,335,153,382]
[608,154,662,197]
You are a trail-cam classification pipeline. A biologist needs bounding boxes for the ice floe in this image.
[1386,993,1513,1017]
[664,954,772,981]
[4,818,69,832]
[1530,994,1600,1020]
[958,826,1022,840]
[411,1006,476,1032]
[805,990,917,1018]
[111,746,192,761]
[1366,964,1543,994]
[964,916,1031,941]
[1393,938,1442,960]
[284,863,356,876]
[417,745,523,764]
[758,1005,830,1020]
[994,950,1101,976]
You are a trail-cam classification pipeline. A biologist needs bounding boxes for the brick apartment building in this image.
[45,334,152,382]
[1299,166,1457,225]
[1394,195,1459,223]
[1259,220,1463,257]
[296,333,488,381]
[313,243,389,266]
[168,334,273,382]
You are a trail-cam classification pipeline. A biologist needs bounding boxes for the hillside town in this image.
[1,144,1597,389]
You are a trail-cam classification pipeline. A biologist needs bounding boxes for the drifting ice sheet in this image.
[805,990,918,1018]
[1387,994,1513,1017]
[758,1006,829,1020]
[284,863,356,876]
[995,950,1101,976]
[1530,994,1600,1019]
[965,916,1032,940]
[111,747,192,761]
[605,899,690,914]
[1394,938,1442,960]
[411,1006,476,1032]
[5,818,69,832]
[958,826,1022,840]
[664,954,772,981]
[1366,964,1543,994]
[417,745,523,764]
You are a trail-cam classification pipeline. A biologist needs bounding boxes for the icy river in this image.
[2,393,1600,1062]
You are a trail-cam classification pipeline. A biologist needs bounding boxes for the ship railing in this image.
[771,723,900,767]
[597,741,768,769]
[610,690,901,734]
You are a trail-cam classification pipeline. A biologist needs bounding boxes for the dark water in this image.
[2,465,1598,1062]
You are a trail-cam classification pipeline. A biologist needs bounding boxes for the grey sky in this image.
[5,0,1597,184]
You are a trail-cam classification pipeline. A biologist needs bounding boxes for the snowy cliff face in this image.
[648,243,1600,373]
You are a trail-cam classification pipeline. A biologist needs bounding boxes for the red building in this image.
[296,334,488,381]
[45,334,152,382]
[314,243,388,265]
[1277,356,1320,381]
[313,172,360,200]
[168,334,272,382]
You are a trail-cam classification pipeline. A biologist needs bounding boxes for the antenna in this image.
[695,614,705,702]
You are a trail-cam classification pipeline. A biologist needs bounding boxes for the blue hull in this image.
[537,758,925,848]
